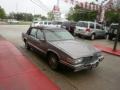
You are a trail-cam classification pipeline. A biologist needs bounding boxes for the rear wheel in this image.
[48,54,59,70]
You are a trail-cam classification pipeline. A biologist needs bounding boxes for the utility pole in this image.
[57,0,59,8]
[112,0,120,51]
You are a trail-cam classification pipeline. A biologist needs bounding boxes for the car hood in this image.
[49,40,100,59]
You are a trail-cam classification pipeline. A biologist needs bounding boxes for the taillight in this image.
[86,28,91,32]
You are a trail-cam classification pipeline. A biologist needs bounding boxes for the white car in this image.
[74,21,107,40]
[31,21,59,27]
[8,19,19,24]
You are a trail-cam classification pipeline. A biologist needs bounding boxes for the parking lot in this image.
[0,25,120,90]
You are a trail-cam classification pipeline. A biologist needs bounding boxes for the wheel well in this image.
[46,51,59,60]
[24,39,26,43]
[92,33,95,35]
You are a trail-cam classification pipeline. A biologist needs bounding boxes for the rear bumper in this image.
[60,56,104,72]
[74,32,92,37]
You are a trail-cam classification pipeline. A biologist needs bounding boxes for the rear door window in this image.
[89,23,95,29]
[96,24,101,29]
[44,22,47,25]
[48,22,52,25]
[77,22,88,28]
[36,30,44,40]
[40,22,43,24]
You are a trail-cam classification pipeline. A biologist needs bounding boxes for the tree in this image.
[105,10,120,25]
[105,0,120,25]
[47,11,54,20]
[66,5,97,22]
[33,14,47,20]
[0,6,6,19]
[8,12,33,21]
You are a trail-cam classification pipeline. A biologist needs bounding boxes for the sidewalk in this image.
[94,44,120,56]
[0,36,59,90]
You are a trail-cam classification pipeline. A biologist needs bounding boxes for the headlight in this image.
[66,58,83,64]
[74,58,83,64]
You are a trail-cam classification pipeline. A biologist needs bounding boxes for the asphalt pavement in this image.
[0,25,120,90]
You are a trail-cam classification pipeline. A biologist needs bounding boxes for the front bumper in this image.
[60,56,104,72]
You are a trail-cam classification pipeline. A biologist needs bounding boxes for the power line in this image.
[30,0,50,12]
[37,0,50,10]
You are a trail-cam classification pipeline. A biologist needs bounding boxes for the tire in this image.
[25,41,30,50]
[91,34,95,40]
[48,54,59,70]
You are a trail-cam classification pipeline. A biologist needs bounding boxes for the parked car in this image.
[74,21,107,40]
[61,21,76,35]
[31,21,58,27]
[107,23,120,40]
[22,26,104,72]
[52,21,63,28]
[7,19,19,24]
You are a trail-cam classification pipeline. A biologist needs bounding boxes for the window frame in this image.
[30,28,37,37]
[36,29,45,40]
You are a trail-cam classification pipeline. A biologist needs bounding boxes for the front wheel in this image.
[48,54,59,70]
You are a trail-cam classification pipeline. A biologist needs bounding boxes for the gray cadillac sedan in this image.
[22,26,104,72]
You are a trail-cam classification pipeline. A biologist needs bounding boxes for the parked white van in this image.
[31,21,60,27]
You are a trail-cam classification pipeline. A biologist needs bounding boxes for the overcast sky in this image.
[0,0,101,16]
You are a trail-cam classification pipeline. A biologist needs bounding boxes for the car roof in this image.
[78,21,97,23]
[110,23,119,26]
[31,26,65,31]
[77,21,101,25]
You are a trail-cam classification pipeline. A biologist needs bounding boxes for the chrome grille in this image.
[82,53,98,65]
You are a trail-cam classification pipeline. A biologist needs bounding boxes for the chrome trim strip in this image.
[28,42,46,54]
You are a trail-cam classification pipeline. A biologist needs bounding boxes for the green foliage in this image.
[8,12,33,21]
[105,10,120,25]
[33,14,47,20]
[47,11,54,20]
[67,5,97,22]
[0,6,6,19]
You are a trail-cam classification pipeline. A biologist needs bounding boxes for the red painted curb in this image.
[94,45,120,56]
[0,40,60,90]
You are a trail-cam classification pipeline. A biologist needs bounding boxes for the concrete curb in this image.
[94,45,120,56]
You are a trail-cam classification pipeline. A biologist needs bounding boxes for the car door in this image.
[35,29,47,54]
[95,24,106,37]
[27,28,38,48]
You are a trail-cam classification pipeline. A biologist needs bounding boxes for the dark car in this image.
[61,21,76,35]
[107,23,120,40]
[22,26,104,72]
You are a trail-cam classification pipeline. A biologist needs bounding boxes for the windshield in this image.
[111,25,119,29]
[44,30,74,41]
